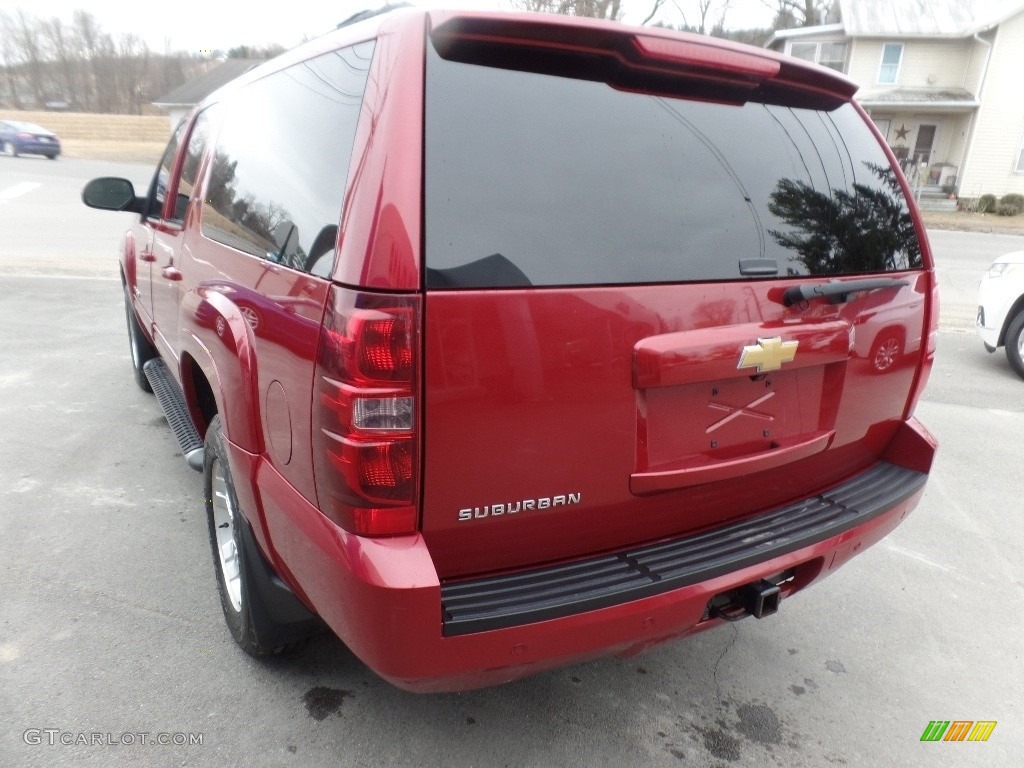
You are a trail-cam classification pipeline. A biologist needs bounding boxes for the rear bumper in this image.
[256,418,936,693]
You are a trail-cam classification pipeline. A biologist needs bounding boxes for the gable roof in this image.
[153,60,259,108]
[771,0,1024,43]
[839,0,976,36]
[856,86,979,109]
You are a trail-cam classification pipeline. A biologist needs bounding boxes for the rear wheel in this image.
[124,287,156,392]
[2,141,17,157]
[46,154,57,160]
[204,416,297,656]
[1005,310,1024,381]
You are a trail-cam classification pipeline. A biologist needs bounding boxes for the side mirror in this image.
[82,177,145,213]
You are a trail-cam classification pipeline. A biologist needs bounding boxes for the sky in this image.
[0,0,778,54]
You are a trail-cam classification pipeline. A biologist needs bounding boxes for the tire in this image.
[46,154,57,160]
[204,416,301,656]
[1005,310,1024,381]
[2,141,17,158]
[124,287,156,392]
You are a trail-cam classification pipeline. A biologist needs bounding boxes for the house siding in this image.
[960,10,1024,197]
[848,38,974,90]
[962,33,993,96]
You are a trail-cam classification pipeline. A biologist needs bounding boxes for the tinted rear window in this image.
[425,43,922,289]
[202,41,374,278]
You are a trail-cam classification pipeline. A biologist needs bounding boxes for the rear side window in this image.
[202,41,375,277]
[425,44,922,289]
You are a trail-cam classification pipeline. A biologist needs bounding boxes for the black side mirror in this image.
[82,177,145,213]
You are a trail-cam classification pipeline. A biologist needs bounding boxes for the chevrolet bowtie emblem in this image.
[738,337,799,373]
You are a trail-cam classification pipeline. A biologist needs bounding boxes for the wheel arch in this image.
[178,286,264,454]
[998,293,1024,348]
[180,352,219,440]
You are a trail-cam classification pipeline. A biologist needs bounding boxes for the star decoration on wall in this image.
[895,124,910,141]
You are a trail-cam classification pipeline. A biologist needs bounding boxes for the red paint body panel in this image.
[332,14,425,291]
[105,8,939,692]
[633,319,852,388]
[256,422,932,691]
[421,275,928,579]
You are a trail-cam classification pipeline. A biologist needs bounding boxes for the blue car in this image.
[0,120,61,159]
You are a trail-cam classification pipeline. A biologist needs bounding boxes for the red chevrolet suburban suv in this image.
[83,8,938,692]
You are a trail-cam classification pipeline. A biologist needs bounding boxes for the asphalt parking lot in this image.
[1,157,1022,767]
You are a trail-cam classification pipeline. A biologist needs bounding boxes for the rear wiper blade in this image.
[782,277,908,307]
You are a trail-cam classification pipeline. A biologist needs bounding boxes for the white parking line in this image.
[0,182,42,202]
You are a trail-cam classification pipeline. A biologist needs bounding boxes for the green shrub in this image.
[977,194,997,213]
[995,202,1023,216]
[999,193,1024,209]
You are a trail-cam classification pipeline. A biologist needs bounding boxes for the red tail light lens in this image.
[353,312,413,380]
[313,287,420,536]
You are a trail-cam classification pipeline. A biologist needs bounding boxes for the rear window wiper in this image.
[782,277,908,307]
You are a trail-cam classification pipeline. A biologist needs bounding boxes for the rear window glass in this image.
[202,41,374,278]
[425,43,922,289]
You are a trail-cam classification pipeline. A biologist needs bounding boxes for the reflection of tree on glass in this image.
[768,163,922,276]
[197,40,375,278]
[205,147,302,265]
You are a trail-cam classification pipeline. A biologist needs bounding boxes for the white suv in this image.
[978,251,1024,379]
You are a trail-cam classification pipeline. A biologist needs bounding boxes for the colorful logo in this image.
[920,721,997,742]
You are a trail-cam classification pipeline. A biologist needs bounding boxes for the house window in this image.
[819,42,848,71]
[878,43,903,84]
[791,42,817,62]
[789,41,849,73]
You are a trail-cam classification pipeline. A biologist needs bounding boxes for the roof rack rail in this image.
[337,2,413,30]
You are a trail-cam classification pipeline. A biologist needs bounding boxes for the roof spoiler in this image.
[430,14,858,109]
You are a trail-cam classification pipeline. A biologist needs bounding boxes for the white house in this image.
[768,0,1024,203]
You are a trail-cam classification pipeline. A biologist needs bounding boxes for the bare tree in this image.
[10,10,49,106]
[0,6,281,113]
[514,0,624,20]
[72,9,104,110]
[41,17,82,109]
[760,0,835,28]
[642,0,668,25]
[687,0,733,34]
[0,11,26,109]
[116,34,149,115]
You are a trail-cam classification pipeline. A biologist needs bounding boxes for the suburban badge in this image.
[738,337,799,373]
[458,492,582,522]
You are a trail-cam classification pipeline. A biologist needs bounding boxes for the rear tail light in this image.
[312,287,421,536]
